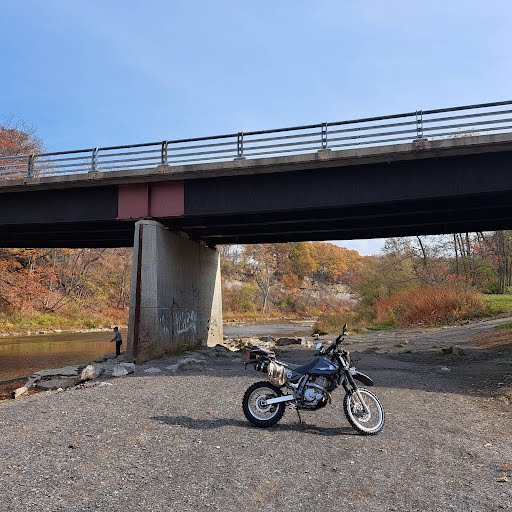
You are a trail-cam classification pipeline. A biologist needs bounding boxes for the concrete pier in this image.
[126,220,222,363]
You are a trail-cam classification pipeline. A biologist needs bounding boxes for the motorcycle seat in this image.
[281,359,319,375]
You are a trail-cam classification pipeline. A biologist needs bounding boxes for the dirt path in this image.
[0,319,511,511]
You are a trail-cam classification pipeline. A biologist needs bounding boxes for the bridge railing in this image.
[1,100,512,180]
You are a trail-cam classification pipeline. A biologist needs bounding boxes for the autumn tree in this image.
[0,118,42,156]
[289,242,318,278]
[311,242,349,283]
[243,244,291,311]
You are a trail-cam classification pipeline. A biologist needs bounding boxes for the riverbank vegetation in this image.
[0,248,131,333]
[222,233,512,332]
[2,236,512,335]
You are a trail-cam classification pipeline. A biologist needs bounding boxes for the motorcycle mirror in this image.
[315,342,323,350]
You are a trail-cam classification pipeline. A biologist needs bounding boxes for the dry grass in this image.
[312,310,362,335]
[375,286,484,326]
[471,324,512,350]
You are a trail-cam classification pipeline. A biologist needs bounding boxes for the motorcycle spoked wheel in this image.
[343,387,385,436]
[242,381,286,428]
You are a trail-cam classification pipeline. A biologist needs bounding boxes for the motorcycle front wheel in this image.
[343,387,385,435]
[242,381,285,428]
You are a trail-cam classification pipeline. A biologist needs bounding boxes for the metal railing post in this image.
[237,132,244,158]
[91,147,99,172]
[415,110,424,139]
[161,140,168,165]
[321,122,328,149]
[27,155,34,177]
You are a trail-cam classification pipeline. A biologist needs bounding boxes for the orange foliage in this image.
[289,242,318,277]
[0,124,41,156]
[375,286,483,326]
[311,242,347,282]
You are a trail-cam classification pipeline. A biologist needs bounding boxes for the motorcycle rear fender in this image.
[350,370,374,386]
[245,346,276,363]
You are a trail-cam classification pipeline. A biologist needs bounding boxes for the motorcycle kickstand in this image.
[295,408,303,424]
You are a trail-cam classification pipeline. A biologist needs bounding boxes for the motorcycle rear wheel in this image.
[242,381,285,428]
[344,387,385,435]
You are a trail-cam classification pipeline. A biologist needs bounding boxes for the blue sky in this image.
[1,1,511,254]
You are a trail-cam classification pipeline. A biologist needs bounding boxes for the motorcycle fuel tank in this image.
[309,357,338,376]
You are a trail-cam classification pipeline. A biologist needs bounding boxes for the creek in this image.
[0,320,314,383]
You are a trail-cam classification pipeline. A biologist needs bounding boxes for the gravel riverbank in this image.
[0,318,511,511]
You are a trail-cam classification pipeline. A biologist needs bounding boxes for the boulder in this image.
[12,386,29,399]
[212,344,231,352]
[35,377,77,390]
[165,357,206,373]
[441,346,465,356]
[119,362,135,374]
[276,337,302,346]
[31,365,82,390]
[78,364,104,382]
[238,338,263,349]
[143,367,162,374]
[111,364,129,377]
[452,346,465,356]
[33,365,80,379]
[219,339,243,352]
[219,337,279,351]
[207,345,234,357]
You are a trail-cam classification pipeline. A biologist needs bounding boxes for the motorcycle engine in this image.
[303,376,329,406]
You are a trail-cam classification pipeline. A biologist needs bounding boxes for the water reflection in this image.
[0,331,115,383]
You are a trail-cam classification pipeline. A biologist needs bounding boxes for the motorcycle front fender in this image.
[349,369,374,386]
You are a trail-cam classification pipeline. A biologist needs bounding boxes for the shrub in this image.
[375,286,483,326]
[313,310,360,335]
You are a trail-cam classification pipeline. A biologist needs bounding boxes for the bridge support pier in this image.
[126,220,223,363]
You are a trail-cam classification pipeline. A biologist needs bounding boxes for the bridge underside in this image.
[1,146,512,247]
[1,191,512,248]
[163,191,512,244]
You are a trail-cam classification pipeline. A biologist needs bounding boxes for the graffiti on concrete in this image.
[174,309,198,335]
[140,331,153,347]
[159,312,170,336]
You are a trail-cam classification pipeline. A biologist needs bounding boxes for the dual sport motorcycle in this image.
[242,324,385,435]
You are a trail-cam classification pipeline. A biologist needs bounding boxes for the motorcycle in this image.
[242,324,385,435]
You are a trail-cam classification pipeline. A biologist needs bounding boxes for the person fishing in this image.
[110,327,123,357]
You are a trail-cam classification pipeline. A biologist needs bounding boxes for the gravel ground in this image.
[0,319,511,511]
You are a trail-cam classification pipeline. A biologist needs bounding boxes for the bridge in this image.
[2,100,512,361]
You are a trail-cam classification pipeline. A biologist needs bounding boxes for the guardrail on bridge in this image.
[1,100,512,180]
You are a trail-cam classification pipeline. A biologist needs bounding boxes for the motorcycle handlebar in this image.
[320,324,348,354]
